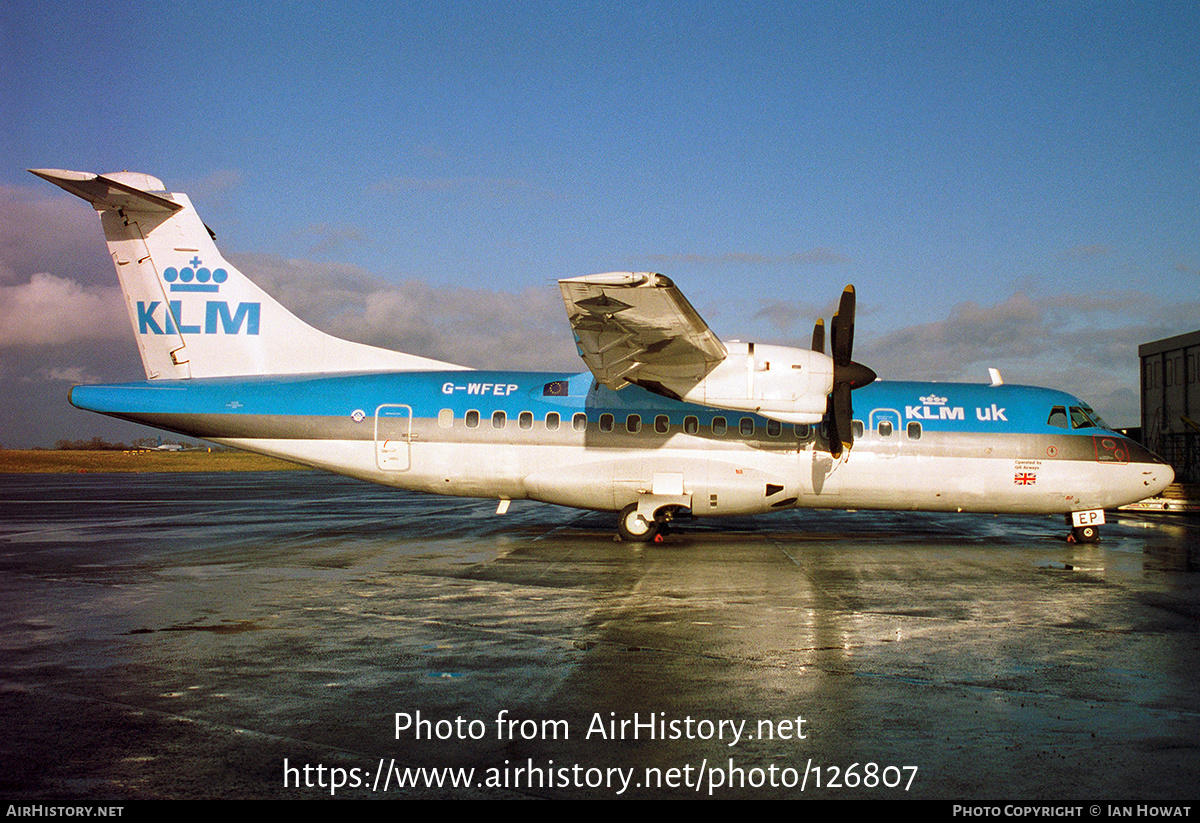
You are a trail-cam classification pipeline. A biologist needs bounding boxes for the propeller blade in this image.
[832,380,853,456]
[825,394,842,459]
[811,318,825,354]
[831,285,855,367]
[822,285,873,456]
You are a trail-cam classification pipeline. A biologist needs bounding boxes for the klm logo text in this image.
[904,403,1007,422]
[137,300,261,336]
[906,404,965,420]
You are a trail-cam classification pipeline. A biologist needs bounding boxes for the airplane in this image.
[33,168,1175,543]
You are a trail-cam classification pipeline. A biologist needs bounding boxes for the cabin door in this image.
[374,404,413,471]
[868,408,902,459]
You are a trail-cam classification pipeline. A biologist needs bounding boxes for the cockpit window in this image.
[1080,405,1109,429]
[1069,405,1109,430]
[1050,404,1111,430]
[1069,406,1094,429]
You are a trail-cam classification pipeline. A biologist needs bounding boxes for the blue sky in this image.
[1,1,1198,445]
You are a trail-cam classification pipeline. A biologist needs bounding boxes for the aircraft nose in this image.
[1159,462,1176,491]
[1143,453,1174,497]
[1123,439,1175,499]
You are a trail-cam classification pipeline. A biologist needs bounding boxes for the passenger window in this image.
[684,416,699,434]
[767,419,782,437]
[1048,406,1068,429]
[739,417,755,436]
[518,411,533,430]
[572,413,587,431]
[626,414,641,433]
[438,408,454,429]
[878,420,893,437]
[600,413,614,432]
[655,415,670,433]
[907,421,922,440]
[712,416,727,435]
[546,412,560,430]
[492,411,506,428]
[795,424,811,439]
[465,410,480,428]
[852,420,864,439]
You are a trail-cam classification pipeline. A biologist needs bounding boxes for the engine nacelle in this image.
[675,342,833,425]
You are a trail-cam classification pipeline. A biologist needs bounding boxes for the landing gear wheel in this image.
[618,504,659,543]
[1071,525,1100,543]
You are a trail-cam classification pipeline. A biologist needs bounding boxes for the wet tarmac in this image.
[1,470,1198,800]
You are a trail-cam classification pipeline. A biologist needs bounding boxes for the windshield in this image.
[1082,405,1110,429]
[1069,405,1110,430]
[1048,404,1111,430]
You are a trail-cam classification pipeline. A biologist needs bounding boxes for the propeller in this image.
[813,286,877,458]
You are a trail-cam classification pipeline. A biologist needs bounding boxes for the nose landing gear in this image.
[1065,510,1104,543]
[1067,524,1100,543]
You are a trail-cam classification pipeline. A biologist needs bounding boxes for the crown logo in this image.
[919,394,947,405]
[163,257,228,293]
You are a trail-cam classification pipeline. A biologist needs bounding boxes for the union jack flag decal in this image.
[1014,472,1037,485]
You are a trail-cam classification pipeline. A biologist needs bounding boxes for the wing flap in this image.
[558,272,726,390]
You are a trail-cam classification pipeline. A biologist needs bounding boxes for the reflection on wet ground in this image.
[1,471,1198,799]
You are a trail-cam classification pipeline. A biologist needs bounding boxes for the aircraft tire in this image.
[1072,525,1100,543]
[618,504,659,542]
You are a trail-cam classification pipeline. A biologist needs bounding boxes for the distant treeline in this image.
[53,437,190,451]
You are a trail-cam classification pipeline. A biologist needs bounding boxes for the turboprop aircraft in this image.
[33,168,1174,542]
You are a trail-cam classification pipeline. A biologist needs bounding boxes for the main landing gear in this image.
[617,504,680,543]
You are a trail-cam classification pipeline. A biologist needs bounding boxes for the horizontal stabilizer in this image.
[29,169,181,214]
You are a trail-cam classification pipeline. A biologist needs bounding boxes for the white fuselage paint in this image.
[214,431,1162,517]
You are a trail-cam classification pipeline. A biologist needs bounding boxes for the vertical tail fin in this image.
[31,169,465,379]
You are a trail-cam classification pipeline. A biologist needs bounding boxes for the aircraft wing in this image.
[558,273,727,393]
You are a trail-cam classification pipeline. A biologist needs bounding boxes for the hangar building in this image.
[1140,330,1200,484]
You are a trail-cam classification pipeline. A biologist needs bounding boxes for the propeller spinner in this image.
[814,286,877,458]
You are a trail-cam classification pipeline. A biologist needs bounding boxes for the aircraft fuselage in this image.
[71,370,1171,518]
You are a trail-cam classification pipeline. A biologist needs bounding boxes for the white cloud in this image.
[0,273,126,347]
[229,252,580,370]
[852,290,1200,426]
[40,366,104,383]
[295,223,365,256]
[0,184,111,287]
